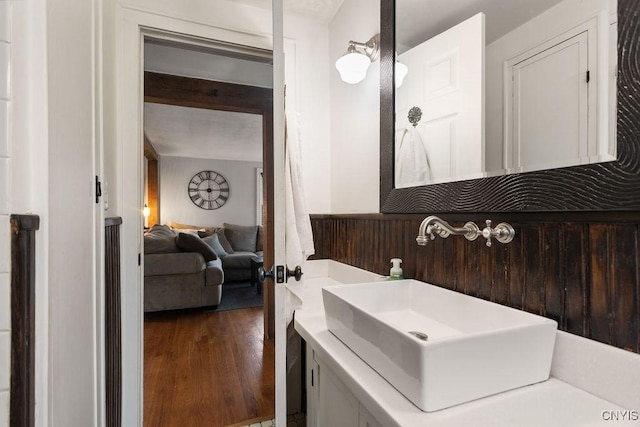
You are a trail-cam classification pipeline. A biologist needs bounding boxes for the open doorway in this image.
[141,38,278,426]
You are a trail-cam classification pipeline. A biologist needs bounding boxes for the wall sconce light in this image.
[395,61,408,88]
[143,204,150,218]
[335,34,380,84]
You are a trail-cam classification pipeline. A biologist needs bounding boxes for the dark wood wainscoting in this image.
[105,217,122,427]
[10,214,40,427]
[309,212,640,354]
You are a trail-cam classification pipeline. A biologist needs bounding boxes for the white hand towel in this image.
[395,127,432,188]
[285,110,315,268]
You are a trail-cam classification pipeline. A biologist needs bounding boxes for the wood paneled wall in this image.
[10,214,39,427]
[309,213,640,354]
[105,217,122,427]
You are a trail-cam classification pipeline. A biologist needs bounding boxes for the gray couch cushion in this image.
[221,251,259,269]
[176,232,217,262]
[223,223,258,252]
[144,252,205,276]
[144,224,180,254]
[202,233,229,257]
[199,228,235,254]
[205,257,224,286]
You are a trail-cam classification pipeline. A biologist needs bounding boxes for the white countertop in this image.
[290,262,639,427]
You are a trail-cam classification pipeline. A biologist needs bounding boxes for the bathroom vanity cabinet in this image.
[306,343,382,427]
[292,261,639,426]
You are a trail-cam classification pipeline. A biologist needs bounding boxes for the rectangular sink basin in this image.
[322,279,557,412]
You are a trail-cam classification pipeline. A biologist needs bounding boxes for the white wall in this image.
[328,0,380,213]
[283,15,332,214]
[160,156,262,227]
[0,3,12,424]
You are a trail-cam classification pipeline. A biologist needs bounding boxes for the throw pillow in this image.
[175,232,217,262]
[144,224,180,254]
[213,229,234,254]
[223,223,259,252]
[202,233,229,257]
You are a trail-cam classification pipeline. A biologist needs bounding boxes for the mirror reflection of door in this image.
[395,0,618,187]
[396,13,485,187]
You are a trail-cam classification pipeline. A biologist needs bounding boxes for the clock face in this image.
[187,170,230,210]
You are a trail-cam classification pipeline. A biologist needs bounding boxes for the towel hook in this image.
[408,106,422,127]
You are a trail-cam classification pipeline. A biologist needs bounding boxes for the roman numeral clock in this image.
[188,170,230,210]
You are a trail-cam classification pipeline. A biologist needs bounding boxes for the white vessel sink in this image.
[322,279,557,412]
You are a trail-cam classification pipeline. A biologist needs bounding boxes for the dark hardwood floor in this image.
[144,307,275,427]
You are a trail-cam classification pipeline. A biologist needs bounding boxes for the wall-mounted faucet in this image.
[416,215,515,247]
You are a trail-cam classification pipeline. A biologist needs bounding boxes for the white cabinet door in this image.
[359,406,383,427]
[317,363,360,427]
[307,345,384,427]
[397,13,485,185]
[306,347,319,427]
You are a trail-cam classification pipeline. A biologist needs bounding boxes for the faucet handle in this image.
[481,220,515,247]
[481,220,494,247]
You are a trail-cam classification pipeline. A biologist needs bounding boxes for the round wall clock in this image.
[187,170,230,210]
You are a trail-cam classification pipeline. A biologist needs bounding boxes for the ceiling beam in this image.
[144,71,272,114]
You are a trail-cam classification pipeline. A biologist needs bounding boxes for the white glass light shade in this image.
[335,52,371,84]
[143,205,150,218]
[395,61,408,87]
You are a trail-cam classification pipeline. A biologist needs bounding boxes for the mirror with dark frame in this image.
[379,0,640,212]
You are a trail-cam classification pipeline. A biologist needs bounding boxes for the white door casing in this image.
[114,5,285,426]
[396,13,485,185]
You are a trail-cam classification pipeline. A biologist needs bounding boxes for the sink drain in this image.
[408,331,428,341]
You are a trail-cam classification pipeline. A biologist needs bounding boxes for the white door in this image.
[505,26,596,173]
[396,13,485,185]
[272,0,288,425]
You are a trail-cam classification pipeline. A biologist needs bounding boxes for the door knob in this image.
[286,266,303,282]
[258,266,273,283]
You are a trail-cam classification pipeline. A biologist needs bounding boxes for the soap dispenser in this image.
[390,258,404,280]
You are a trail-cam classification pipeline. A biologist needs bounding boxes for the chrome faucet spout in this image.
[416,215,480,245]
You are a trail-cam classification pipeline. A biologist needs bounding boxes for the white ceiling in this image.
[144,103,263,162]
[233,0,345,23]
[397,0,564,51]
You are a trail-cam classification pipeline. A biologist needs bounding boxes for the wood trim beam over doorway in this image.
[144,71,276,338]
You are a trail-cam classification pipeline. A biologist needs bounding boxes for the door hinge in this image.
[138,253,141,266]
[311,368,314,387]
[586,70,590,83]
[95,176,102,204]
